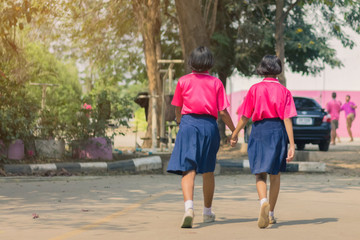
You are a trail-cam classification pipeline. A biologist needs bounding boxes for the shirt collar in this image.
[191,71,210,75]
[263,77,280,83]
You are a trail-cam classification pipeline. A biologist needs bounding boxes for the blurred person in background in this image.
[326,92,342,145]
[341,95,357,142]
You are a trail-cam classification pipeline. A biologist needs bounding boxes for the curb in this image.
[216,159,326,174]
[3,156,326,175]
[4,156,162,175]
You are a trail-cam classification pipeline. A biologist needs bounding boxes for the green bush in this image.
[65,88,133,141]
[0,78,39,145]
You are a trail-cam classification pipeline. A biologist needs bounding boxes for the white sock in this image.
[184,200,193,212]
[269,211,274,217]
[260,198,268,206]
[203,207,212,216]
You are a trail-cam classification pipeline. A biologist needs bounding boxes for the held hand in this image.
[230,134,238,147]
[286,145,295,162]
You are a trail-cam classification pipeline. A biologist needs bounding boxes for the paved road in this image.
[0,174,359,240]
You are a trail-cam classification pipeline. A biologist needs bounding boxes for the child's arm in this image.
[219,109,235,132]
[230,115,249,147]
[175,106,182,124]
[284,118,295,162]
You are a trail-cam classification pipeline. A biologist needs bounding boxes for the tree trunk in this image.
[275,0,286,86]
[175,0,224,142]
[175,0,210,73]
[133,0,162,148]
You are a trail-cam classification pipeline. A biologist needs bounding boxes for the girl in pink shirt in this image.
[340,95,357,141]
[231,55,297,228]
[167,46,235,228]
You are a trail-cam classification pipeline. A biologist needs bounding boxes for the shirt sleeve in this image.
[171,80,183,107]
[239,88,254,118]
[216,80,230,111]
[284,90,297,118]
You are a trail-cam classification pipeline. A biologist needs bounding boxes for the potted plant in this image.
[34,108,66,159]
[66,89,132,160]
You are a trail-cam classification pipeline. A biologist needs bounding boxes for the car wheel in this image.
[319,141,330,151]
[296,143,305,150]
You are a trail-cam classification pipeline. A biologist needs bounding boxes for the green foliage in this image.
[212,0,274,78]
[0,77,39,144]
[56,0,148,88]
[65,82,133,141]
[134,108,147,132]
[0,0,57,63]
[213,0,360,77]
[24,42,82,139]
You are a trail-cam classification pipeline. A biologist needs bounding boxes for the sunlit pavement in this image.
[0,173,359,240]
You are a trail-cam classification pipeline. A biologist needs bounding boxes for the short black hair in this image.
[188,46,214,72]
[332,92,336,99]
[256,55,282,76]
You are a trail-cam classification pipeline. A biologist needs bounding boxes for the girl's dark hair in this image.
[188,46,214,72]
[256,55,282,76]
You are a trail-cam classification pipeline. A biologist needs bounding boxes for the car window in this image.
[294,97,321,110]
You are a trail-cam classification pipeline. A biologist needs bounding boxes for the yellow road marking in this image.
[49,190,173,240]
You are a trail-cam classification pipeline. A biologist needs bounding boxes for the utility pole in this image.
[157,59,184,151]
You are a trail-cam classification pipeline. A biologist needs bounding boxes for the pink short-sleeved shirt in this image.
[171,71,230,119]
[341,101,356,117]
[238,78,297,122]
[326,100,342,120]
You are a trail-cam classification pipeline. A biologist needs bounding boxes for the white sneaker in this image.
[203,212,216,223]
[257,202,270,228]
[269,215,277,224]
[181,209,194,228]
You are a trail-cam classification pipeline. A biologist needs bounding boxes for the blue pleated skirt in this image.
[248,118,288,175]
[167,114,220,175]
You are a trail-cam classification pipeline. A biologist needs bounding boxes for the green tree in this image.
[24,42,82,138]
[209,0,360,140]
[273,0,360,86]
[0,0,57,82]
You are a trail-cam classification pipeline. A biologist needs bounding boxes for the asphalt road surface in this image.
[0,173,359,240]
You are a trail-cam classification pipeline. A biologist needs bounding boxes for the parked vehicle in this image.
[292,96,331,151]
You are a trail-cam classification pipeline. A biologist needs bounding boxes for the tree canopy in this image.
[1,0,360,146]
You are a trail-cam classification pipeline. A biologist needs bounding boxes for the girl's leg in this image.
[256,173,268,200]
[346,116,354,141]
[202,172,215,208]
[181,170,196,228]
[256,173,270,228]
[182,170,196,202]
[269,174,281,212]
[202,172,216,223]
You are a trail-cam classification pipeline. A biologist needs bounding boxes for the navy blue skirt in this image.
[167,114,220,175]
[248,118,288,175]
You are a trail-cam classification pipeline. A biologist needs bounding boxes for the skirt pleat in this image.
[248,118,288,175]
[167,114,220,175]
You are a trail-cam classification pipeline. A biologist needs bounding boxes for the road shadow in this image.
[269,217,338,229]
[193,217,257,229]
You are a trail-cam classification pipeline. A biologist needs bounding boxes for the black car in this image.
[292,96,331,151]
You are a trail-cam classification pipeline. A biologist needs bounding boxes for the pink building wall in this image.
[228,90,360,137]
